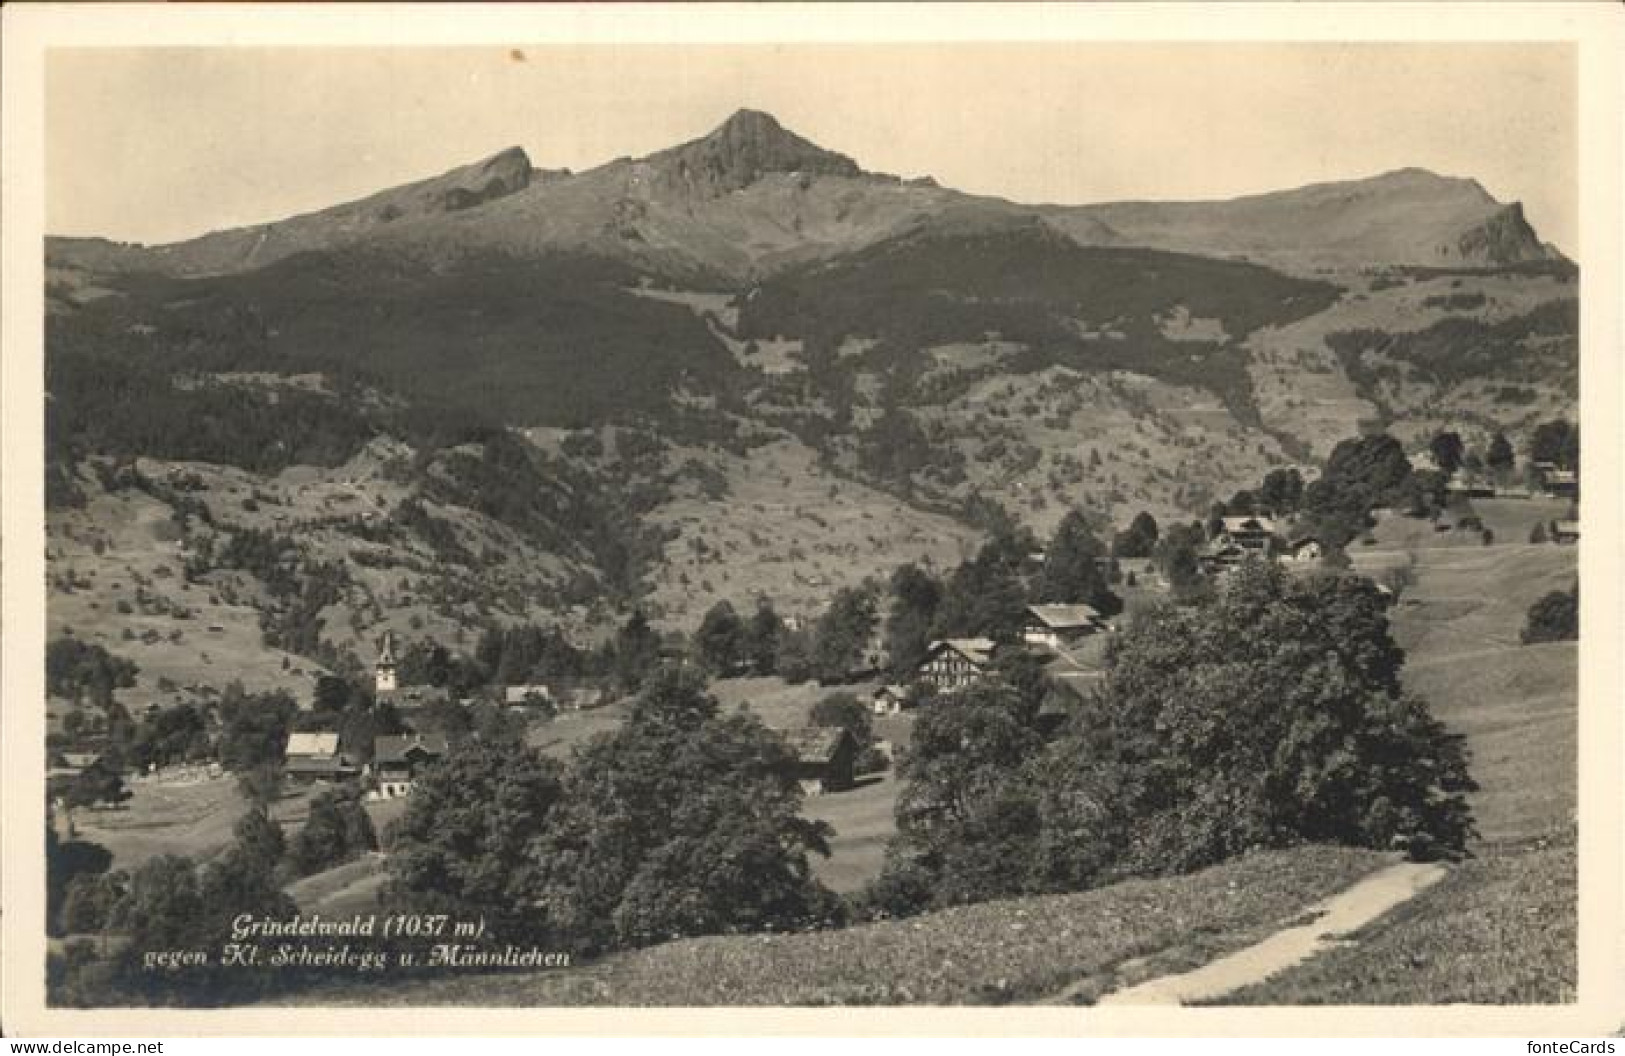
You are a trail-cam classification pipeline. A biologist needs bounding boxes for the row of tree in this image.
[872,562,1477,915]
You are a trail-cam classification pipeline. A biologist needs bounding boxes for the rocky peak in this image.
[651,109,862,197]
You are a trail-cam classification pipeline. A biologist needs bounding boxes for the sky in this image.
[46,43,1577,253]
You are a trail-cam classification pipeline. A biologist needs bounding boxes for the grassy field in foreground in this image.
[282,845,1390,1007]
[1213,831,1574,1005]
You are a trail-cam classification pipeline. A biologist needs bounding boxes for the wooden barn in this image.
[777,727,859,796]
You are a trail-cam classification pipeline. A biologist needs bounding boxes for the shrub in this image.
[1521,584,1579,645]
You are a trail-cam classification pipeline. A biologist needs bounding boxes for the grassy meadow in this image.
[283,845,1392,1006]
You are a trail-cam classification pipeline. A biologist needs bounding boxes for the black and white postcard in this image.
[3,2,1622,1037]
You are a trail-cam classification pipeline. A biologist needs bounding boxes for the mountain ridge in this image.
[46,110,1562,282]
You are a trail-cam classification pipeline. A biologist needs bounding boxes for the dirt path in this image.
[1087,861,1447,1006]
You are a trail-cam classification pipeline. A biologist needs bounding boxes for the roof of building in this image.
[1221,515,1279,535]
[874,684,909,699]
[373,733,450,765]
[1546,470,1578,484]
[926,637,997,666]
[378,685,454,707]
[286,731,341,758]
[503,678,609,704]
[1024,603,1104,630]
[285,755,355,775]
[1553,519,1580,534]
[776,727,856,765]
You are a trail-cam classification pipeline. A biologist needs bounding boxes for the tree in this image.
[1429,431,1464,478]
[1112,511,1160,559]
[1258,468,1305,516]
[612,611,662,693]
[745,597,784,676]
[1036,509,1118,615]
[809,692,875,753]
[290,785,376,876]
[1152,522,1206,592]
[311,675,354,716]
[130,703,209,771]
[693,600,747,676]
[61,761,130,811]
[1068,563,1474,871]
[1521,584,1579,644]
[236,764,285,809]
[1529,521,1549,544]
[48,828,113,937]
[46,639,138,709]
[884,564,942,677]
[1487,431,1516,482]
[934,528,1036,641]
[1529,418,1578,470]
[386,737,566,943]
[811,586,880,684]
[232,808,286,870]
[877,678,1049,912]
[530,669,837,952]
[217,684,298,771]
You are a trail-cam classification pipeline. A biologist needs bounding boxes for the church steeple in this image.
[375,631,398,694]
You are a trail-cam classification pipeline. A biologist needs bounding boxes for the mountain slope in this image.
[1047,167,1560,271]
[48,146,543,279]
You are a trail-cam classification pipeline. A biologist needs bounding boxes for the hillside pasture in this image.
[643,437,980,630]
[47,478,327,714]
[67,771,317,869]
[287,853,389,917]
[280,844,1392,1006]
[803,774,901,894]
[1385,541,1577,844]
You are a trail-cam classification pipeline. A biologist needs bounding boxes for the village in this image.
[44,421,1581,926]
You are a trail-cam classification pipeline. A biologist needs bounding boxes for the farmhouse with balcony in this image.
[1216,515,1281,555]
[371,732,449,799]
[1022,603,1108,650]
[916,638,997,694]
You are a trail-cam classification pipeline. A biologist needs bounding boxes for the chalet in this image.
[1446,481,1496,500]
[47,750,104,783]
[872,684,909,716]
[916,638,996,694]
[1022,604,1107,650]
[504,677,609,712]
[1216,516,1280,555]
[284,731,357,783]
[777,727,859,796]
[1200,540,1250,574]
[1285,536,1324,565]
[372,732,449,799]
[1550,519,1580,544]
[1542,470,1579,498]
